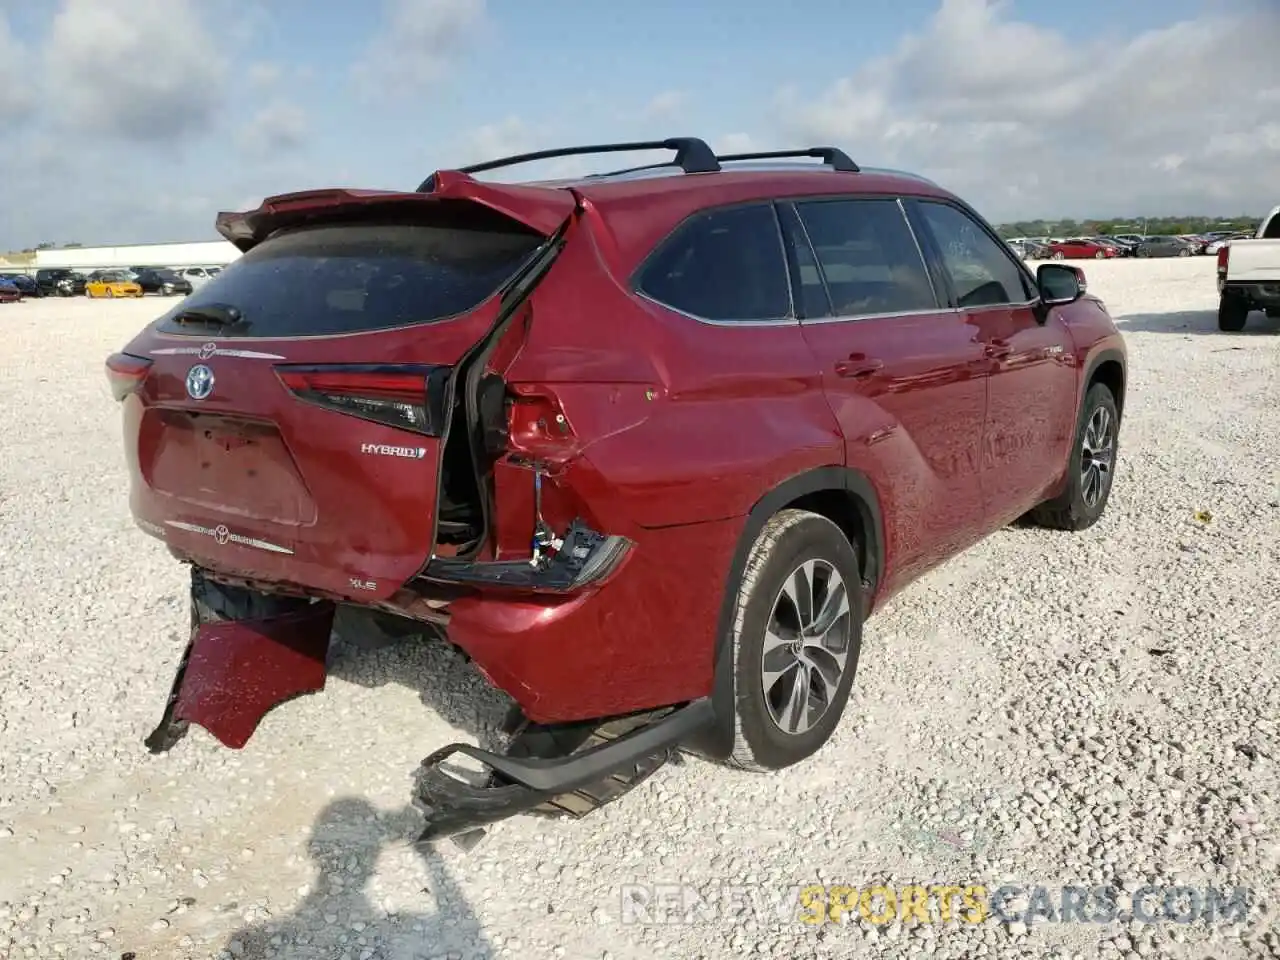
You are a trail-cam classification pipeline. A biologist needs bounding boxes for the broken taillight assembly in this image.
[275,363,449,435]
[105,352,153,401]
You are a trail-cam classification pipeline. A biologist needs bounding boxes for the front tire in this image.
[1053,251,1065,261]
[1028,383,1119,532]
[1218,295,1249,332]
[727,510,864,772]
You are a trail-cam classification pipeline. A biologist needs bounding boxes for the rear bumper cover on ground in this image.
[413,697,713,843]
[145,600,335,752]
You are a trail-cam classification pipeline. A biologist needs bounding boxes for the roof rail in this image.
[416,137,721,192]
[715,147,860,173]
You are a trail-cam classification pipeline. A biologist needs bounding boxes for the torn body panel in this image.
[146,595,335,752]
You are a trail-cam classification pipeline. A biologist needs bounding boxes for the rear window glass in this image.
[156,220,543,337]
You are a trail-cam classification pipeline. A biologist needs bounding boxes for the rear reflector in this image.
[275,363,450,435]
[105,352,153,401]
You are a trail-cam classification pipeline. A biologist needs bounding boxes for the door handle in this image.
[834,357,884,379]
[984,339,1012,360]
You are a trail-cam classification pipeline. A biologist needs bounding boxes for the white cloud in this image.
[0,11,33,116]
[247,62,283,89]
[239,100,309,156]
[778,0,1280,220]
[41,0,228,141]
[716,133,758,155]
[352,0,486,95]
[639,90,686,122]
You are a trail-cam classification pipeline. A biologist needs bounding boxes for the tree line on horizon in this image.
[993,216,1261,239]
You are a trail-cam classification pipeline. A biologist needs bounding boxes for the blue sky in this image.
[1,0,1276,248]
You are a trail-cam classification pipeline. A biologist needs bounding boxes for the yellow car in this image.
[85,271,143,298]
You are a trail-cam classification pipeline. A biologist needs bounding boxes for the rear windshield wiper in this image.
[171,303,250,333]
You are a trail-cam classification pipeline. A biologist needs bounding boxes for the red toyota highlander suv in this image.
[106,139,1126,844]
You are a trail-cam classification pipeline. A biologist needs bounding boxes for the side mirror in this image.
[1037,263,1086,306]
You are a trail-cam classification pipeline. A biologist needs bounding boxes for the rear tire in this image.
[1178,248,1190,257]
[727,510,864,772]
[1053,251,1065,260]
[1094,250,1105,259]
[1218,295,1249,332]
[1028,383,1119,532]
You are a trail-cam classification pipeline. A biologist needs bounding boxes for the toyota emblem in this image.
[186,364,215,400]
[198,342,218,360]
[213,525,230,545]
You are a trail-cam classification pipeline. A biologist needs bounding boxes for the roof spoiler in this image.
[215,179,578,253]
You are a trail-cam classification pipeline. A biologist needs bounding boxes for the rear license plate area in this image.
[141,411,317,524]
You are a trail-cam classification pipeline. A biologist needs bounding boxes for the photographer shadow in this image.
[222,797,494,959]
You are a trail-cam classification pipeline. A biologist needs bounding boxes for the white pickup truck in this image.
[1217,204,1280,331]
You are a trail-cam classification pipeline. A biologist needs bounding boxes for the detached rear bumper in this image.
[414,697,713,843]
[145,599,335,752]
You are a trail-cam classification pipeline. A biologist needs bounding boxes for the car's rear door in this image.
[783,196,990,593]
[906,198,1078,528]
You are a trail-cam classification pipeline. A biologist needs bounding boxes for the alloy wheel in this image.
[761,559,853,735]
[1080,405,1115,508]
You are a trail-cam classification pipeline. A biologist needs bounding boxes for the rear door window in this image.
[156,218,544,338]
[637,203,791,322]
[791,198,939,318]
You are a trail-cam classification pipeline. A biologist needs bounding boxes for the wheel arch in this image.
[1083,348,1126,423]
[684,465,884,761]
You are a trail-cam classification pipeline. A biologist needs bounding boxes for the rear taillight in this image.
[275,363,448,435]
[105,352,153,401]
[1217,245,1230,272]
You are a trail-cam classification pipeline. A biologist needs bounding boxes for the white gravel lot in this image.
[0,257,1277,960]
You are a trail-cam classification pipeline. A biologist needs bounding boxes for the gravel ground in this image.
[0,257,1277,960]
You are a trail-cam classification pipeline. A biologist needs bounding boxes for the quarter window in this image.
[917,202,1033,307]
[792,199,938,318]
[638,204,791,322]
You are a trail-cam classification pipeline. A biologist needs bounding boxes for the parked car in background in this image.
[1101,237,1139,256]
[0,278,21,303]
[178,266,218,289]
[1178,235,1209,255]
[1090,237,1131,257]
[1133,236,1193,258]
[1046,237,1120,260]
[133,268,194,296]
[1206,232,1254,255]
[1217,203,1280,331]
[107,137,1129,842]
[35,268,87,297]
[0,273,39,297]
[86,269,144,298]
[1008,239,1049,260]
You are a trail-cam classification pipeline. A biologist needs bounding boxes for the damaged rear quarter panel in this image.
[445,515,739,722]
